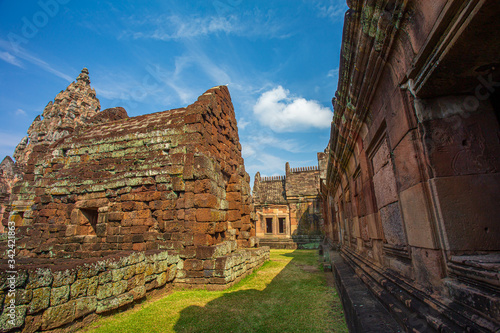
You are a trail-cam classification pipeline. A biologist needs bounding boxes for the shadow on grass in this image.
[173,250,347,333]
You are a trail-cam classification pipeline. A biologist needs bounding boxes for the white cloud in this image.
[241,143,256,158]
[122,12,290,42]
[238,118,250,130]
[312,0,347,22]
[253,86,333,132]
[15,108,27,116]
[148,15,234,40]
[0,39,72,82]
[0,51,23,68]
[327,68,339,78]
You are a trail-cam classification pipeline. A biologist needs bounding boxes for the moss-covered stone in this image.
[96,293,133,314]
[50,285,70,306]
[74,296,97,319]
[0,304,27,330]
[26,268,53,290]
[87,276,99,296]
[41,300,75,330]
[52,269,76,288]
[28,287,50,314]
[96,280,127,300]
[70,279,88,299]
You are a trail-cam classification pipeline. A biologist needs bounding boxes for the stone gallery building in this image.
[0,69,268,331]
[252,155,327,248]
[321,0,500,332]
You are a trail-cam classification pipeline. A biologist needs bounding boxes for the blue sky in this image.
[0,0,346,182]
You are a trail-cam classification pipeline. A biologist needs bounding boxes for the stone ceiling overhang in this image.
[407,0,500,99]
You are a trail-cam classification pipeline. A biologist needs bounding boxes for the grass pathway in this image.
[84,249,348,332]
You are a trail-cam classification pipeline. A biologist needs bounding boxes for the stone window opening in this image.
[81,208,98,234]
[215,231,225,242]
[278,217,285,234]
[266,217,273,234]
[11,211,24,226]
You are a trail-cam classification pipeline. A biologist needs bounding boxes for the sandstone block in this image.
[26,268,53,290]
[399,182,437,249]
[0,304,27,331]
[194,233,213,246]
[70,278,89,299]
[372,162,398,209]
[226,192,241,203]
[96,293,133,314]
[194,193,218,208]
[184,259,204,271]
[379,202,406,246]
[50,285,70,307]
[129,286,146,300]
[27,287,50,314]
[52,269,76,288]
[194,179,217,194]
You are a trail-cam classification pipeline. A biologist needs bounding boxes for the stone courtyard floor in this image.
[82,249,348,332]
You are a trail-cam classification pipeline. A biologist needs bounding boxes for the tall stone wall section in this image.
[322,1,500,331]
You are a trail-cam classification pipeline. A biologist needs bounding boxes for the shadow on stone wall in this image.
[173,250,338,332]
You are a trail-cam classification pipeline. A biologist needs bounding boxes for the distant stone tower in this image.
[13,68,101,169]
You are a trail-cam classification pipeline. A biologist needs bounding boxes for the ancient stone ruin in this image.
[252,153,328,249]
[320,0,500,332]
[0,69,269,331]
[0,157,22,233]
[13,68,101,171]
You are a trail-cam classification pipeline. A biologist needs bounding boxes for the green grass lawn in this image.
[84,249,348,333]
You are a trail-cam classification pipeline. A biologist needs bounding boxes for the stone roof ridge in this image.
[260,175,285,182]
[290,166,319,173]
[0,156,14,167]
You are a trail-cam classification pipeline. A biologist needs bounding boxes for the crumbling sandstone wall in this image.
[3,85,256,259]
[0,250,179,331]
[0,246,269,332]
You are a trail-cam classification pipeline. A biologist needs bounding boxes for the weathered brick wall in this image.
[176,246,269,288]
[0,250,179,332]
[0,246,269,332]
[2,86,256,259]
[285,167,319,199]
[252,173,286,205]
